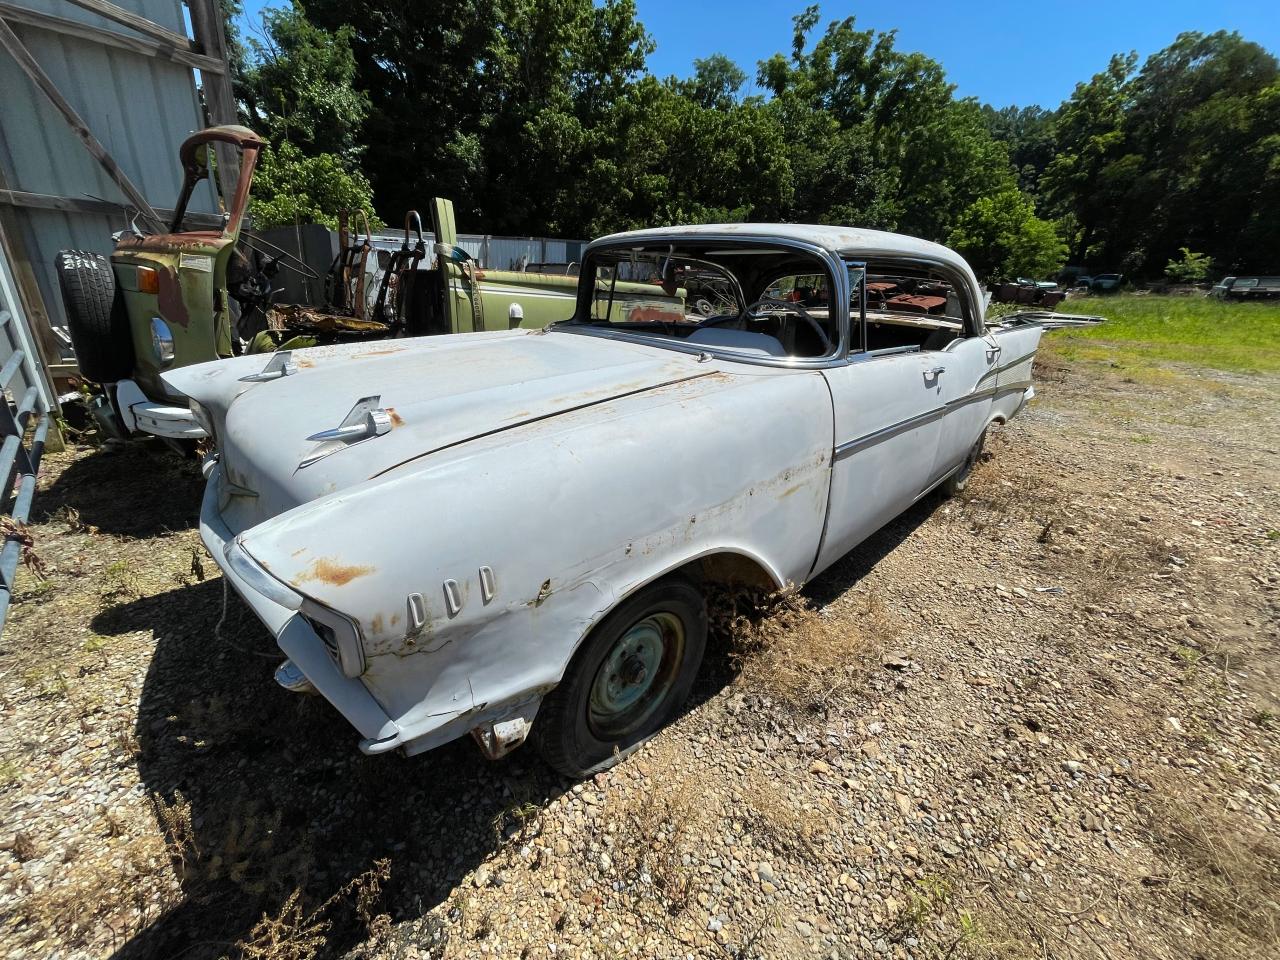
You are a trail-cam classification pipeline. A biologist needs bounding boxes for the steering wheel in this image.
[703,297,832,353]
[239,233,321,280]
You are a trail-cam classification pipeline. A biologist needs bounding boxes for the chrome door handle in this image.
[924,366,945,381]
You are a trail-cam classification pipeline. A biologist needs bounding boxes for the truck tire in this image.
[55,250,133,383]
[535,577,707,778]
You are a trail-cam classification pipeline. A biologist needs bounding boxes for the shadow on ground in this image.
[37,440,205,538]
[94,476,941,957]
[804,491,942,604]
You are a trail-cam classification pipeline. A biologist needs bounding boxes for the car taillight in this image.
[300,601,366,678]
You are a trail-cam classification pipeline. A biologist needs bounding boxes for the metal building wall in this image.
[0,0,215,358]
[457,235,586,270]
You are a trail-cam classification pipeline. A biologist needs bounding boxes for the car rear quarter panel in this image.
[236,366,834,735]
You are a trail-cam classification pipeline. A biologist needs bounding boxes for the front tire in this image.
[535,577,707,778]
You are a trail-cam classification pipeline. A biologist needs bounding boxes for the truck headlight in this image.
[150,317,175,366]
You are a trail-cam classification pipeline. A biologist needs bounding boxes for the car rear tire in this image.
[943,427,987,497]
[56,250,134,383]
[535,577,707,778]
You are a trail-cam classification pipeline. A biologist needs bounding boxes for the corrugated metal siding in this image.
[0,0,215,356]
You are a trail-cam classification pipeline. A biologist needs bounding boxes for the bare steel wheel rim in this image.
[587,611,685,740]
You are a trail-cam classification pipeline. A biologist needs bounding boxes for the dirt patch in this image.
[0,352,1277,959]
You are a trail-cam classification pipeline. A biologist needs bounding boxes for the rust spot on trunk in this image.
[292,556,375,587]
[354,347,405,358]
[371,613,384,633]
[386,406,405,427]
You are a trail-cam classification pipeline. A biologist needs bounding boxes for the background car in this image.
[1209,276,1280,300]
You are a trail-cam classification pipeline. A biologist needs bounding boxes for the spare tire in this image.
[55,250,133,383]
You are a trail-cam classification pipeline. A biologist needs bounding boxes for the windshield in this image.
[570,242,839,359]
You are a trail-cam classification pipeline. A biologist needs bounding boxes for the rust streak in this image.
[291,556,375,587]
[386,406,405,428]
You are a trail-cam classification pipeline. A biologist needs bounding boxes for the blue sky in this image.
[238,1,1279,108]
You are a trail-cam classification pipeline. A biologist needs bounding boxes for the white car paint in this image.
[165,224,1049,763]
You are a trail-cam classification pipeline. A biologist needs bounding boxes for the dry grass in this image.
[16,829,177,950]
[612,742,711,915]
[708,585,891,713]
[738,770,830,861]
[236,859,392,960]
[956,447,1191,604]
[1148,783,1280,959]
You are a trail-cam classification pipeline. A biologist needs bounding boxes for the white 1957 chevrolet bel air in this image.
[166,224,1092,777]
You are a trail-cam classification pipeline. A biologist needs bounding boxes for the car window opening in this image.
[573,243,840,360]
[854,259,972,356]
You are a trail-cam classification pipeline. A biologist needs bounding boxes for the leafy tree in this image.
[239,2,369,160]
[1041,52,1137,265]
[221,1,378,227]
[1164,248,1213,283]
[758,8,1016,238]
[684,53,748,110]
[248,142,379,230]
[1043,33,1280,276]
[981,104,1056,197]
[947,189,1066,281]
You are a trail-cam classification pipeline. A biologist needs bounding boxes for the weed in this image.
[0,516,47,578]
[18,577,57,602]
[739,771,828,860]
[614,742,707,914]
[53,505,95,534]
[708,585,891,713]
[491,799,543,847]
[235,859,391,960]
[153,791,199,882]
[21,665,68,700]
[0,760,20,789]
[15,831,174,950]
[11,830,38,861]
[1251,709,1276,730]
[98,561,140,607]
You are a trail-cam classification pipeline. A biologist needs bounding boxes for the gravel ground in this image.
[1,347,1277,960]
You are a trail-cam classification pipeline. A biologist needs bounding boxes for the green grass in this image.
[1049,294,1280,375]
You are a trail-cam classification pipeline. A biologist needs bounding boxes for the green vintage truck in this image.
[56,125,682,441]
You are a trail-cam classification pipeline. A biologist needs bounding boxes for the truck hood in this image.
[165,329,707,527]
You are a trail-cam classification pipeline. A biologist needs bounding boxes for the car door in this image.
[922,331,999,487]
[813,349,946,574]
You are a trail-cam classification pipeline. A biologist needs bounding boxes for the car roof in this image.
[592,222,974,274]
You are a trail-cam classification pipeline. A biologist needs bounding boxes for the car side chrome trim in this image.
[832,375,1036,463]
[833,405,947,461]
[991,350,1037,374]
